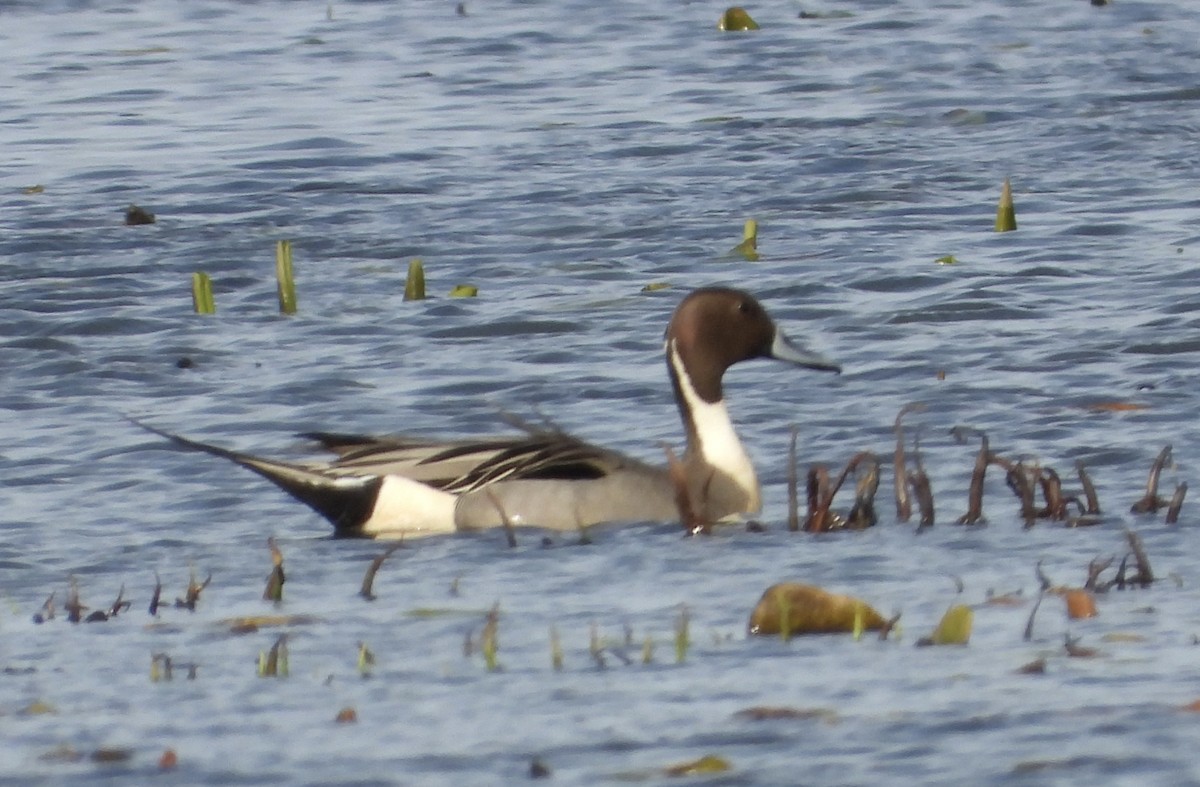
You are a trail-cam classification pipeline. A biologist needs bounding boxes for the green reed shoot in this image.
[731,218,760,261]
[191,272,215,314]
[357,641,375,678]
[589,623,605,669]
[674,605,690,664]
[481,603,500,671]
[550,625,563,671]
[259,634,289,677]
[642,634,654,665]
[404,258,426,301]
[449,284,478,297]
[275,240,297,314]
[995,177,1017,232]
[787,424,799,531]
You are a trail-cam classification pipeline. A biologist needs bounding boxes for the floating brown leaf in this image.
[1064,589,1098,620]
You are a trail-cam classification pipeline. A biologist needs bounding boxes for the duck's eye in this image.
[737,300,751,314]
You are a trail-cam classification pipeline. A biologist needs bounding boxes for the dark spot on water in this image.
[124,204,155,225]
[176,357,195,369]
[529,757,552,779]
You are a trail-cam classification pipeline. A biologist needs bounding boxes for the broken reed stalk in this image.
[805,452,877,532]
[485,488,518,548]
[1166,482,1187,524]
[263,537,284,603]
[149,571,163,616]
[1124,529,1154,586]
[804,465,832,532]
[951,427,989,524]
[1084,556,1113,591]
[893,403,926,522]
[846,455,880,529]
[1000,460,1038,528]
[1075,461,1102,514]
[191,272,216,314]
[275,240,297,314]
[1131,445,1172,514]
[995,177,1017,232]
[360,542,404,601]
[404,258,426,301]
[1023,590,1043,642]
[589,623,605,669]
[787,425,800,532]
[909,469,935,529]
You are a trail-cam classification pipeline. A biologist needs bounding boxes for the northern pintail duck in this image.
[146,288,840,538]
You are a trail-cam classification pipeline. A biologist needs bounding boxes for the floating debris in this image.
[530,757,552,779]
[718,7,759,31]
[747,582,887,637]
